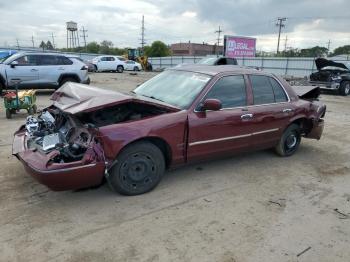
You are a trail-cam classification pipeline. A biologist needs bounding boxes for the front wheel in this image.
[275,124,301,157]
[116,65,124,73]
[107,142,165,195]
[339,81,350,96]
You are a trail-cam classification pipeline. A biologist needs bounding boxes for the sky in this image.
[0,0,349,52]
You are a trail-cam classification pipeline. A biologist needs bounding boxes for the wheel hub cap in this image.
[286,134,297,148]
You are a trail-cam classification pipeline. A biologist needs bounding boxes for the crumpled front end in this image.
[12,108,106,191]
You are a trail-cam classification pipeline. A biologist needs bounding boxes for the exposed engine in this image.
[26,109,93,163]
[310,69,344,82]
[24,103,168,163]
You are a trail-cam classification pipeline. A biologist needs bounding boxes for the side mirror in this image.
[10,61,18,68]
[200,99,222,111]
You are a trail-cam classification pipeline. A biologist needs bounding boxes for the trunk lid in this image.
[292,86,321,100]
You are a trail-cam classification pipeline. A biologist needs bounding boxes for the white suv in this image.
[0,52,90,92]
[92,55,126,73]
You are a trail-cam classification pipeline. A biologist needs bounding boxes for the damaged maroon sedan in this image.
[13,65,326,195]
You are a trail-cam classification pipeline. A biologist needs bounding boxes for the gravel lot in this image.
[1,72,350,262]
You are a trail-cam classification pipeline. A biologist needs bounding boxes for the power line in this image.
[31,35,35,48]
[80,26,88,50]
[284,35,288,52]
[140,15,146,50]
[327,39,331,54]
[51,33,56,49]
[215,26,223,46]
[276,17,287,54]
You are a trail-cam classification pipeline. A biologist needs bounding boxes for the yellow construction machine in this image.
[127,49,153,71]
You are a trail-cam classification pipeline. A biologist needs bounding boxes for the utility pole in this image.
[276,17,286,54]
[140,15,146,51]
[31,35,35,48]
[284,35,288,52]
[16,39,20,50]
[327,39,331,55]
[80,26,88,50]
[215,26,223,55]
[51,33,56,49]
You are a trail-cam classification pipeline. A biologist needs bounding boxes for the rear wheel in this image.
[133,66,139,71]
[339,81,350,96]
[107,142,165,195]
[275,124,301,157]
[116,65,124,73]
[0,81,4,96]
[94,65,98,72]
[60,77,78,87]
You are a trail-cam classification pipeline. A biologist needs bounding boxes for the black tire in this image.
[28,107,34,115]
[6,109,11,119]
[93,65,98,72]
[60,77,77,87]
[32,104,37,114]
[107,142,165,195]
[133,66,139,71]
[275,124,301,157]
[116,65,124,73]
[0,81,4,97]
[339,81,350,96]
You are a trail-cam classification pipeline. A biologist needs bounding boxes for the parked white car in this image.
[92,56,126,73]
[0,52,90,92]
[125,60,142,71]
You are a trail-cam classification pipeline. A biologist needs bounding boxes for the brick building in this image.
[170,42,223,56]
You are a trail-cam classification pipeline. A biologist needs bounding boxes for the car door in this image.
[105,57,116,70]
[5,54,39,88]
[97,57,108,70]
[125,61,134,70]
[246,74,292,148]
[187,74,256,162]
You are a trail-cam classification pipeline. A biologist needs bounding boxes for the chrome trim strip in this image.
[189,134,251,146]
[252,128,279,135]
[189,128,279,146]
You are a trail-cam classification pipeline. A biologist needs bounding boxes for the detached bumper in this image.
[306,119,324,140]
[13,131,105,191]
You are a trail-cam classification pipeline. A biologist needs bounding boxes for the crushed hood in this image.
[51,82,179,114]
[315,58,349,71]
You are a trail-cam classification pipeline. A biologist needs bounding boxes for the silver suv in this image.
[0,52,90,92]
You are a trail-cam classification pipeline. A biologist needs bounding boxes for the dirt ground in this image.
[1,72,350,262]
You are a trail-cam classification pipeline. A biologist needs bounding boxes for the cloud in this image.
[0,0,349,51]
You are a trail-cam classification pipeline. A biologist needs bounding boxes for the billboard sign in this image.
[224,35,256,58]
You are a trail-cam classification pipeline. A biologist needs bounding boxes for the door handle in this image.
[282,108,293,113]
[31,69,38,72]
[241,113,253,120]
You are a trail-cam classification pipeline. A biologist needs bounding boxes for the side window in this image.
[108,57,115,61]
[250,75,275,105]
[204,75,246,108]
[100,57,108,61]
[14,55,38,66]
[56,56,73,65]
[269,77,288,102]
[38,55,57,65]
[227,58,238,65]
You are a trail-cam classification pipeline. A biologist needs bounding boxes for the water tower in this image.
[66,21,80,49]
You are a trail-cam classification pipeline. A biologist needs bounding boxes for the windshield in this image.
[134,70,211,109]
[197,57,218,65]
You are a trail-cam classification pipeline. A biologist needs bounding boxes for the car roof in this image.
[14,52,67,56]
[170,64,269,76]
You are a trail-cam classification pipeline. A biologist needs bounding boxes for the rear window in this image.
[250,75,288,104]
